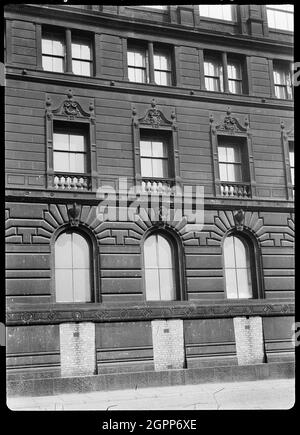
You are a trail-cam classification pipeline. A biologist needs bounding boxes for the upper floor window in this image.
[273,62,293,100]
[218,143,242,183]
[140,5,167,9]
[266,4,294,32]
[199,4,235,21]
[228,58,243,94]
[140,137,169,179]
[55,231,92,302]
[204,52,246,94]
[72,38,92,76]
[42,28,93,76]
[223,235,253,299]
[42,33,65,73]
[53,125,87,174]
[127,41,173,86]
[289,141,294,185]
[204,55,224,92]
[154,49,172,86]
[144,233,176,301]
[127,44,148,83]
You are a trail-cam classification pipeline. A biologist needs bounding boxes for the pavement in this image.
[7,378,295,410]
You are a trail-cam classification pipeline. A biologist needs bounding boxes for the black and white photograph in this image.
[4,2,295,417]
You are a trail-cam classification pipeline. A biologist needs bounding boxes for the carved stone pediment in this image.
[46,89,95,120]
[210,107,249,135]
[132,99,176,129]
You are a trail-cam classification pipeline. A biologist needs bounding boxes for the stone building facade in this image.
[5,4,294,386]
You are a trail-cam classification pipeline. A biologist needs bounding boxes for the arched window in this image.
[143,233,176,301]
[54,231,92,302]
[223,234,253,299]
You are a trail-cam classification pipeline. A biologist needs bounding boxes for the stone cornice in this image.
[4,191,295,213]
[5,68,294,112]
[4,4,293,55]
[6,301,294,326]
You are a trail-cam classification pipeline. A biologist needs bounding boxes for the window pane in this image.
[155,71,167,86]
[72,233,90,268]
[236,269,252,298]
[152,158,167,178]
[223,236,235,268]
[55,269,73,302]
[199,4,233,21]
[151,141,166,158]
[53,152,70,172]
[226,147,234,162]
[81,61,91,76]
[268,5,293,12]
[53,39,64,56]
[70,135,85,152]
[229,80,242,94]
[224,235,253,299]
[42,56,53,71]
[55,233,72,268]
[144,235,158,268]
[53,57,64,73]
[72,43,81,59]
[226,164,237,182]
[72,60,91,76]
[128,66,146,83]
[290,168,294,185]
[219,163,228,181]
[234,237,248,268]
[81,43,91,60]
[267,6,294,31]
[145,269,160,300]
[72,60,82,75]
[225,268,238,298]
[53,133,69,151]
[42,39,53,54]
[218,146,227,162]
[128,48,146,67]
[73,269,91,302]
[141,158,153,177]
[275,85,286,99]
[289,145,294,167]
[69,153,85,173]
[140,141,152,157]
[144,234,176,301]
[72,42,91,60]
[159,269,175,300]
[154,52,170,70]
[157,235,173,268]
[127,51,135,65]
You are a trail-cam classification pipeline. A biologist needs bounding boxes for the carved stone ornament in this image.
[132,99,176,129]
[281,120,294,141]
[46,89,95,120]
[210,107,249,135]
[68,202,81,227]
[233,209,245,231]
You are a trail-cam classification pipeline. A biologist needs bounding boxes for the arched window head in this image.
[55,231,92,302]
[144,233,176,301]
[223,234,253,299]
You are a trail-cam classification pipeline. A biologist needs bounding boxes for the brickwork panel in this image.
[151,319,185,371]
[60,323,96,377]
[233,316,265,365]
